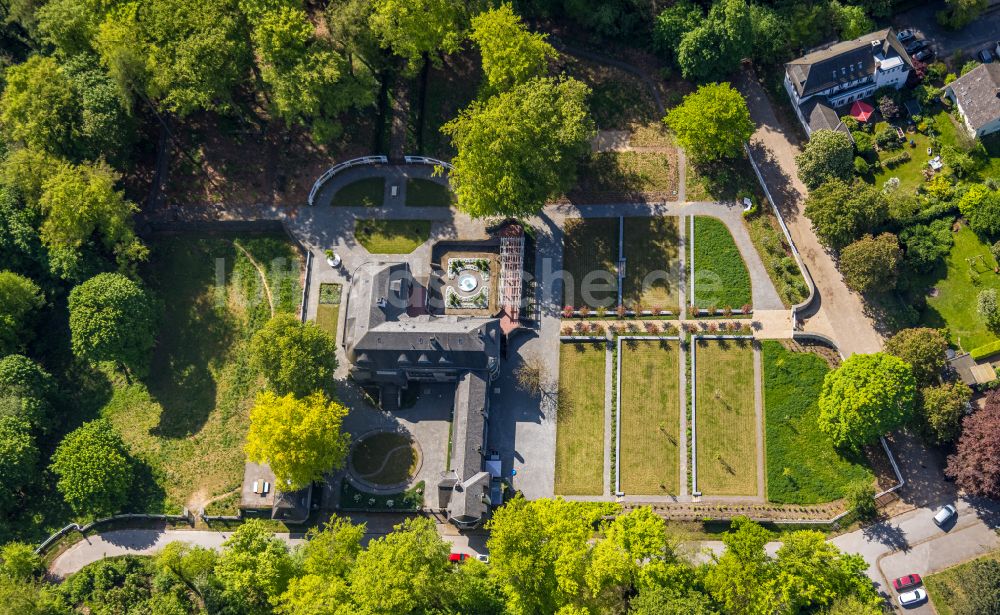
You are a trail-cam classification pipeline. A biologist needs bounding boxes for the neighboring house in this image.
[785,28,914,137]
[945,63,1000,138]
[343,260,502,528]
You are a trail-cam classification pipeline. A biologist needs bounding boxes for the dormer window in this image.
[841,67,846,75]
[832,70,837,79]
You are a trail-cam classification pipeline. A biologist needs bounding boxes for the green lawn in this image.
[562,217,619,310]
[693,216,752,310]
[351,432,416,485]
[101,236,302,514]
[405,178,453,207]
[686,155,763,203]
[331,177,385,207]
[355,219,431,254]
[925,550,1000,615]
[316,283,341,342]
[555,342,606,496]
[620,340,681,495]
[574,151,679,200]
[694,339,757,496]
[762,341,873,504]
[622,216,681,311]
[914,224,1000,352]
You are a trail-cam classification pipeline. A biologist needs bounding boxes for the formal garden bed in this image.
[693,338,757,496]
[330,177,385,207]
[354,219,431,254]
[618,339,681,495]
[562,217,620,310]
[692,216,752,311]
[316,283,342,340]
[762,341,874,504]
[405,177,453,207]
[340,480,425,512]
[744,211,809,307]
[555,341,607,496]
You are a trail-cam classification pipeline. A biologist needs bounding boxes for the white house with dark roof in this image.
[784,28,914,137]
[945,63,1000,138]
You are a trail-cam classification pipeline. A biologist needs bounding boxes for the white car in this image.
[898,588,927,606]
[933,504,957,527]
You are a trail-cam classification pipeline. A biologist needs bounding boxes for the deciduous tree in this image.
[979,289,1000,327]
[245,391,349,491]
[959,184,1000,236]
[664,82,754,163]
[0,415,38,515]
[249,314,338,397]
[369,0,466,70]
[675,0,751,82]
[470,4,556,94]
[900,218,953,270]
[946,399,1000,497]
[215,519,296,611]
[0,271,44,356]
[0,56,79,157]
[838,233,901,294]
[804,178,888,250]
[69,273,156,374]
[920,381,971,445]
[795,129,854,189]
[818,353,916,451]
[884,327,949,386]
[443,76,593,218]
[0,355,56,433]
[0,541,43,581]
[50,418,133,517]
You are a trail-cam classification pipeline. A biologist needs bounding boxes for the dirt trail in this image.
[233,241,275,317]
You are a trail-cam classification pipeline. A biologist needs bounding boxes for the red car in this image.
[449,553,468,563]
[893,574,922,591]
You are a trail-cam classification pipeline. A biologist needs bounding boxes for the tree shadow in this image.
[124,457,168,516]
[861,517,910,552]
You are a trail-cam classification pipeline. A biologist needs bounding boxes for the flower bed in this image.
[340,480,424,511]
[447,258,491,281]
[446,286,488,309]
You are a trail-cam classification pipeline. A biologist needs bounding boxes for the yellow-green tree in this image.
[664,82,754,163]
[369,0,467,70]
[469,4,556,94]
[245,391,349,491]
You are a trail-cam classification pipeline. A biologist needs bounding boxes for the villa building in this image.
[785,28,914,137]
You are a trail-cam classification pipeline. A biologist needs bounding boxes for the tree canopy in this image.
[369,0,467,70]
[249,314,338,397]
[884,327,949,386]
[795,129,854,189]
[0,271,44,356]
[470,4,556,94]
[443,76,594,218]
[818,353,916,451]
[958,184,1000,237]
[0,354,56,431]
[804,178,888,251]
[947,398,1000,498]
[0,415,38,516]
[920,381,971,445]
[0,55,79,157]
[838,233,901,294]
[245,391,349,491]
[664,82,754,163]
[68,273,157,373]
[50,418,133,517]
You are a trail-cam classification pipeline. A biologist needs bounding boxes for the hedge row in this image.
[883,151,912,169]
[971,340,1000,361]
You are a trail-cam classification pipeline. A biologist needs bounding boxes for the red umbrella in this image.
[850,100,874,123]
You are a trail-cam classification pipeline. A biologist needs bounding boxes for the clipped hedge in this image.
[971,340,1000,361]
[883,151,912,168]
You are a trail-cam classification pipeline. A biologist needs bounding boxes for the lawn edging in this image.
[615,335,680,496]
[308,155,389,206]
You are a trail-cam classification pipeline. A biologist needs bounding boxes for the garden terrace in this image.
[692,217,752,311]
[693,338,758,496]
[555,341,607,496]
[762,341,873,504]
[621,217,681,312]
[618,338,681,495]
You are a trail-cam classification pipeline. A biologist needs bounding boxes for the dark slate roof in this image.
[446,471,490,526]
[272,486,311,523]
[948,64,1000,131]
[800,99,850,135]
[786,28,913,98]
[344,262,500,372]
[450,370,488,481]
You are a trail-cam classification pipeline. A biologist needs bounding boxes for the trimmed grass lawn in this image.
[331,177,385,207]
[762,341,873,504]
[316,283,341,341]
[693,216,752,310]
[620,339,681,494]
[695,339,757,496]
[915,224,1000,352]
[555,341,606,495]
[622,216,681,311]
[351,432,417,485]
[573,151,679,200]
[925,550,1000,615]
[101,235,302,513]
[355,219,431,254]
[405,178,453,207]
[562,217,619,309]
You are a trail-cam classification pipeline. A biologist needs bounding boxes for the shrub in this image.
[878,96,900,119]
[853,156,870,176]
[844,479,877,520]
[875,125,901,150]
[852,131,875,161]
[978,289,1000,327]
[882,151,911,168]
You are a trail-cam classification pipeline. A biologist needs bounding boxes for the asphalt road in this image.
[892,1,1000,59]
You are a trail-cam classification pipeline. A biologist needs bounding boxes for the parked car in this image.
[449,553,468,563]
[897,29,916,43]
[978,48,994,63]
[905,39,929,54]
[914,48,935,62]
[933,504,957,527]
[893,574,923,591]
[476,554,490,563]
[898,588,927,607]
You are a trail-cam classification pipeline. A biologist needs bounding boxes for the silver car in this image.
[933,504,957,527]
[898,588,927,607]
